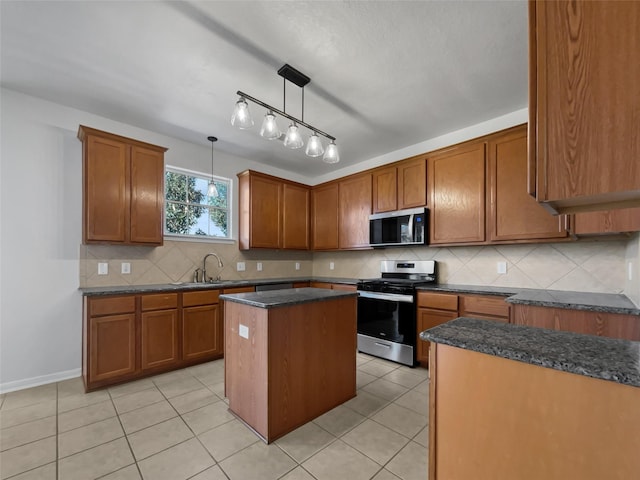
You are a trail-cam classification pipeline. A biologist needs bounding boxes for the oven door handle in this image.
[357,290,414,303]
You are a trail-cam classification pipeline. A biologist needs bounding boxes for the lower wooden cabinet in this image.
[310,282,357,291]
[83,288,231,391]
[417,308,458,364]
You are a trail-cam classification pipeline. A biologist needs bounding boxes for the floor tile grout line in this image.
[107,390,145,480]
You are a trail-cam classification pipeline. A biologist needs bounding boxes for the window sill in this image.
[164,234,236,245]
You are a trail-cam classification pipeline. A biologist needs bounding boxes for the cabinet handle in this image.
[374,342,391,349]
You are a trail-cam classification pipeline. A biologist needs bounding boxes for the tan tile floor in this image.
[0,354,429,479]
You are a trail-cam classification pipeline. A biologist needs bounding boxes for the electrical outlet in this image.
[295,262,300,271]
[629,262,634,281]
[239,324,249,339]
[497,261,507,274]
[329,262,335,270]
[121,262,131,274]
[98,262,108,275]
[237,262,246,272]
[257,262,263,271]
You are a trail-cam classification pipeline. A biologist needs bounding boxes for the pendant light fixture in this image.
[231,64,340,163]
[207,136,218,197]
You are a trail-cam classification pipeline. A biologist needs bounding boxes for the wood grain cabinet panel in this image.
[488,126,568,242]
[459,295,510,322]
[311,183,339,250]
[397,157,427,210]
[141,309,179,371]
[78,125,167,246]
[89,313,136,383]
[183,304,221,361]
[372,167,398,213]
[573,207,640,236]
[428,143,486,244]
[282,183,310,249]
[529,0,640,213]
[417,308,458,365]
[339,173,372,249]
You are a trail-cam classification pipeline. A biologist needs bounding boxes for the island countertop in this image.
[421,317,640,387]
[219,287,356,309]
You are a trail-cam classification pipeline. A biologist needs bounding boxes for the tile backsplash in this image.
[81,238,631,297]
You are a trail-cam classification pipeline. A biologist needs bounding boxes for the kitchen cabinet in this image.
[573,207,640,236]
[311,183,340,250]
[83,295,136,389]
[339,173,372,249]
[140,293,179,372]
[512,304,640,341]
[416,292,459,365]
[528,0,640,214]
[488,126,569,242]
[78,125,166,245]
[428,142,486,245]
[310,282,356,292]
[237,170,310,250]
[459,294,510,323]
[372,156,427,213]
[182,290,222,363]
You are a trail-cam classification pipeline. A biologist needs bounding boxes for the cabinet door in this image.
[531,1,640,211]
[249,175,282,249]
[429,143,486,244]
[141,309,178,371]
[573,207,640,235]
[372,166,397,213]
[417,309,458,364]
[84,135,128,243]
[489,127,568,242]
[311,183,339,250]
[282,183,310,249]
[183,304,221,361]
[89,313,136,382]
[130,146,164,245]
[339,173,372,249]
[397,157,427,210]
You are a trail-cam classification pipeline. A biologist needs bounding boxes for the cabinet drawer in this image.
[460,295,510,319]
[293,282,310,288]
[89,295,136,316]
[183,290,220,307]
[222,286,255,295]
[417,292,458,311]
[141,293,178,311]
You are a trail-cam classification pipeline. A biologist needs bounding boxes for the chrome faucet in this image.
[202,253,224,283]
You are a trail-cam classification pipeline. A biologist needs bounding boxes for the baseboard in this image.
[0,368,82,394]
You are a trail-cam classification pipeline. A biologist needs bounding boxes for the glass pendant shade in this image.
[323,141,340,163]
[231,97,254,129]
[259,112,281,140]
[207,180,218,197]
[284,123,304,149]
[305,133,324,157]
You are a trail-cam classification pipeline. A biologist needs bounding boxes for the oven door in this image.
[356,290,416,345]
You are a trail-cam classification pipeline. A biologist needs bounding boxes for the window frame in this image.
[163,165,234,243]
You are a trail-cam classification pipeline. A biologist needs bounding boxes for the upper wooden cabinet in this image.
[428,142,486,245]
[528,0,640,214]
[488,126,569,242]
[78,125,166,246]
[311,183,339,250]
[372,156,427,213]
[573,207,640,236]
[237,170,310,250]
[339,173,372,249]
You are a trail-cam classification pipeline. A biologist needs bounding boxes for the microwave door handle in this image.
[407,214,414,242]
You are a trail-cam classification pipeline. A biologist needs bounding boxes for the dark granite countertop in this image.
[416,284,640,316]
[80,277,357,296]
[220,287,356,309]
[421,317,640,387]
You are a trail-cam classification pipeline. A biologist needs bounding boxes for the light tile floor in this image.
[0,353,429,480]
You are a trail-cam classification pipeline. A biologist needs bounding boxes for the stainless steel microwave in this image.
[369,207,428,247]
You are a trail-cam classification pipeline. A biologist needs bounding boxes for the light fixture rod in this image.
[237,90,336,142]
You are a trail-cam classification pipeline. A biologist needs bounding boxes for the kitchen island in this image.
[421,318,640,480]
[220,287,357,443]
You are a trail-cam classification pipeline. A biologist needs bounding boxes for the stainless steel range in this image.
[357,260,437,366]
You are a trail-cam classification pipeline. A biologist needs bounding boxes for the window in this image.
[164,167,231,240]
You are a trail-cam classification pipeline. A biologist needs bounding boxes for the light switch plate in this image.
[257,262,263,271]
[239,324,249,339]
[237,262,246,272]
[295,262,300,271]
[497,261,507,274]
[329,262,335,270]
[121,262,131,274]
[98,262,108,275]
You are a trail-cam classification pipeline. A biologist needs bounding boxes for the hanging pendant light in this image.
[323,141,340,164]
[284,123,304,149]
[305,133,324,157]
[207,136,218,197]
[230,97,253,129]
[259,111,281,140]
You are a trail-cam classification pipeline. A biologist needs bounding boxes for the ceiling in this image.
[0,1,528,178]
